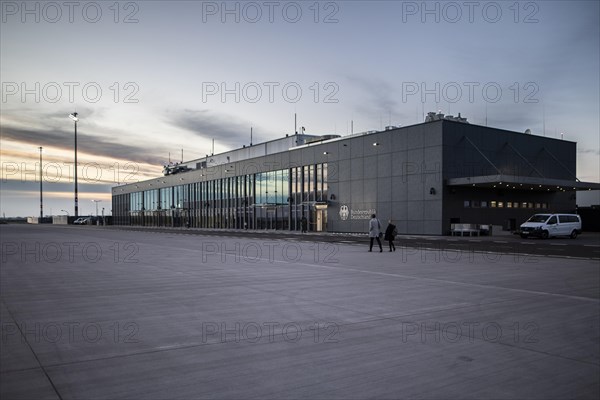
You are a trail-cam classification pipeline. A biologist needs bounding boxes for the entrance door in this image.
[316,209,323,232]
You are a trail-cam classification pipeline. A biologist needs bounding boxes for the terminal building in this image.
[111,113,600,234]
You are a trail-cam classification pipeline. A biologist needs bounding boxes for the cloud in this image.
[1,125,161,165]
[0,180,112,195]
[344,75,398,116]
[578,148,600,156]
[168,109,258,148]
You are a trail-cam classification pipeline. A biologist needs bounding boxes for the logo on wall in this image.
[339,205,349,221]
[339,205,376,221]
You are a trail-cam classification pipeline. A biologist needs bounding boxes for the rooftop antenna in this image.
[181,149,183,163]
[250,126,253,146]
[212,139,214,156]
[485,103,488,126]
[351,119,354,134]
[294,113,297,134]
[543,104,546,136]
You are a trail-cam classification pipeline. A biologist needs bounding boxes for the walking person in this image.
[301,215,308,233]
[368,214,383,252]
[384,220,397,252]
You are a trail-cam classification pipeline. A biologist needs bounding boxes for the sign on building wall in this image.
[339,205,375,220]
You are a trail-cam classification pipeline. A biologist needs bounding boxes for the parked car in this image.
[73,217,92,225]
[519,213,582,239]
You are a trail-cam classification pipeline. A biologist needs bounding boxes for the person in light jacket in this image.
[368,214,383,252]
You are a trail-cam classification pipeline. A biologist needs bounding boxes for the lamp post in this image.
[61,209,70,216]
[39,146,43,220]
[69,112,79,217]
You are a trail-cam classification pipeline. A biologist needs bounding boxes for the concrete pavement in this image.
[111,225,600,260]
[1,224,598,399]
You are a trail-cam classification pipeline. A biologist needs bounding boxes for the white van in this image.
[519,214,582,239]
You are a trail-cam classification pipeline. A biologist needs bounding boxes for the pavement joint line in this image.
[411,246,597,261]
[377,316,600,368]
[24,332,302,371]
[91,227,600,262]
[44,225,600,260]
[203,249,600,304]
[21,295,597,373]
[1,300,64,400]
[33,303,600,373]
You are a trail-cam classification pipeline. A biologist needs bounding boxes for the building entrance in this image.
[314,204,328,232]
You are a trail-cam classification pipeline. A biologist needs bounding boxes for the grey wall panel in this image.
[423,220,442,235]
[364,155,378,178]
[363,179,378,203]
[350,137,364,159]
[338,159,351,182]
[394,219,407,234]
[378,177,392,202]
[406,176,424,200]
[377,202,392,223]
[407,128,424,150]
[391,201,408,221]
[423,200,443,221]
[391,177,408,201]
[350,157,364,181]
[391,130,408,152]
[377,153,392,178]
[351,180,364,203]
[339,141,352,160]
[406,220,424,234]
[302,147,316,166]
[407,200,425,221]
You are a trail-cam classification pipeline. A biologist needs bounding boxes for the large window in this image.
[119,163,325,230]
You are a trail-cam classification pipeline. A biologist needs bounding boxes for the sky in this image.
[1,0,599,217]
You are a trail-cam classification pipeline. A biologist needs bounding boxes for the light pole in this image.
[69,112,79,217]
[39,146,43,220]
[61,209,70,216]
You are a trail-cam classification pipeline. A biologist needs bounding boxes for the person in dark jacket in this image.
[384,220,397,252]
[301,216,308,233]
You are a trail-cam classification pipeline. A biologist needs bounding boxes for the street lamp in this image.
[39,146,43,220]
[61,209,70,216]
[69,112,79,217]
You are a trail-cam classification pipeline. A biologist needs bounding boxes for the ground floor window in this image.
[113,163,328,230]
[467,199,548,210]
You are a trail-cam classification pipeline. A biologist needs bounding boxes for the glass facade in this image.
[112,163,328,231]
